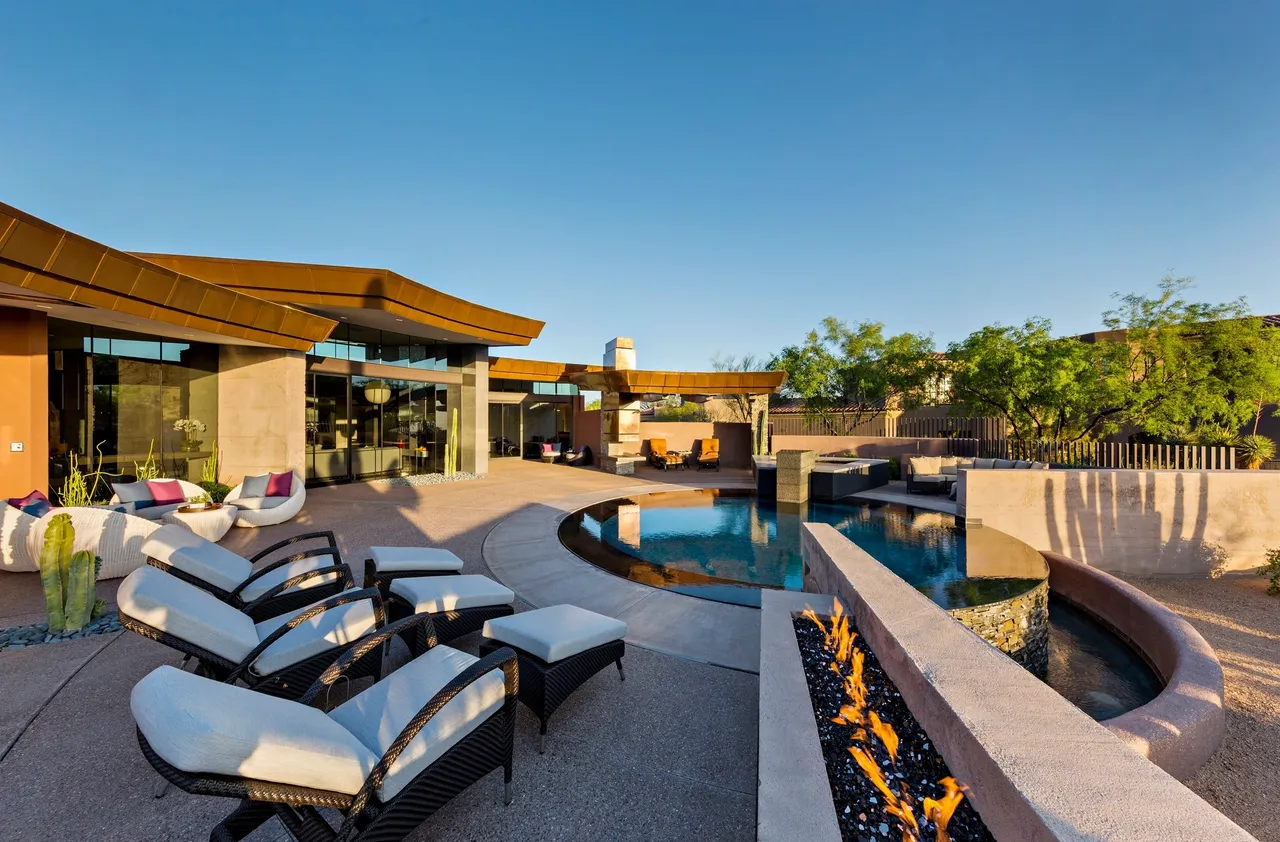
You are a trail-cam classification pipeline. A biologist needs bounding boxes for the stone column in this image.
[217,346,306,487]
[776,449,816,505]
[446,345,489,476]
[598,390,645,474]
[0,308,48,498]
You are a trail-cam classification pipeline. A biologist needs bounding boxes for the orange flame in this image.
[849,746,896,804]
[921,777,967,842]
[801,606,831,648]
[869,710,900,766]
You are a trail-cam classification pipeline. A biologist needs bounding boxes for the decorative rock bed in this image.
[0,612,123,651]
[369,472,481,488]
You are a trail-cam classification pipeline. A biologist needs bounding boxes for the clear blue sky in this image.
[3,1,1278,371]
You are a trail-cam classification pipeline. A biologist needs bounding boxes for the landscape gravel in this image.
[369,472,481,487]
[0,612,123,651]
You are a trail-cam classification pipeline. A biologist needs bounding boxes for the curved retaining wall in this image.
[1041,551,1227,780]
[947,581,1050,676]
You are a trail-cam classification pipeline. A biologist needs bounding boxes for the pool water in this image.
[560,488,1164,720]
[559,489,1045,609]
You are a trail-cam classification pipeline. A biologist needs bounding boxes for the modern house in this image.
[0,201,613,499]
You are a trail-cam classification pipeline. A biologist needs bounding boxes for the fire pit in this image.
[796,604,992,842]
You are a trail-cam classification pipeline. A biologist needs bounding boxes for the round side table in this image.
[161,504,238,542]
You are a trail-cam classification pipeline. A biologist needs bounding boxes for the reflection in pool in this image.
[559,488,1045,609]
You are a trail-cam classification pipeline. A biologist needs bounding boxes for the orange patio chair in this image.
[696,438,720,471]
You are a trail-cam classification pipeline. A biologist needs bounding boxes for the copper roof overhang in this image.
[0,203,334,351]
[568,369,787,395]
[488,357,604,383]
[135,253,545,347]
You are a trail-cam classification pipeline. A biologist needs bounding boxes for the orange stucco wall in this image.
[0,308,48,499]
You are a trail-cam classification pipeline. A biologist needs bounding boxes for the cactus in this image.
[37,514,103,633]
[443,408,460,478]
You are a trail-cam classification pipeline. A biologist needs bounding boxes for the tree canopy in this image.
[769,318,938,434]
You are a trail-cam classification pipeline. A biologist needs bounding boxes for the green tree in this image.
[770,319,937,435]
[947,277,1280,442]
[584,398,602,411]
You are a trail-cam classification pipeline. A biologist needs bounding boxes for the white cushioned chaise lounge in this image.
[141,524,352,621]
[118,565,384,699]
[131,610,519,842]
[225,471,306,528]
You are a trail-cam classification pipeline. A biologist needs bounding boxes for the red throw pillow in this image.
[146,480,186,506]
[7,490,51,517]
[265,471,294,497]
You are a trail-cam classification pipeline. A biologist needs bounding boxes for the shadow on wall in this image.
[1042,471,1234,576]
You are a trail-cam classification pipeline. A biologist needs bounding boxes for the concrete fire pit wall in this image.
[1042,550,1226,780]
[800,523,1256,842]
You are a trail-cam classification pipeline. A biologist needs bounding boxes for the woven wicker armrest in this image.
[239,562,355,616]
[298,613,443,707]
[336,647,519,840]
[226,587,384,684]
[249,530,339,564]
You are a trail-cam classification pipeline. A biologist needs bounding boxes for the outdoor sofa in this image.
[225,470,306,527]
[904,455,1048,495]
[142,525,353,621]
[132,611,519,842]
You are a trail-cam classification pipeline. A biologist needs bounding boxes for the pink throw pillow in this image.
[147,480,186,506]
[265,472,294,497]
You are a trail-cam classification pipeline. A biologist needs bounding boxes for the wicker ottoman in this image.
[479,605,626,753]
[388,574,516,649]
[363,546,465,597]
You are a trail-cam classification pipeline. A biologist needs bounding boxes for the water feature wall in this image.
[946,581,1049,675]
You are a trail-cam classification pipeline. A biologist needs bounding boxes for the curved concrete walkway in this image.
[483,482,763,672]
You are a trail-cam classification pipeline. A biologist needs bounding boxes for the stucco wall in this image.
[0,308,48,498]
[638,421,754,468]
[217,346,305,487]
[959,468,1280,575]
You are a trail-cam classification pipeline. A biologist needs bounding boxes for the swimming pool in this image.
[559,488,1162,720]
[558,488,1046,608]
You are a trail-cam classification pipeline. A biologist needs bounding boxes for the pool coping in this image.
[482,482,763,673]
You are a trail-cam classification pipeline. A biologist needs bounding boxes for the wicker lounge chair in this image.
[224,471,307,528]
[132,612,518,842]
[141,525,353,621]
[563,445,592,466]
[695,438,720,471]
[118,565,385,700]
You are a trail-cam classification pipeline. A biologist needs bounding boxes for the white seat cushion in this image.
[368,546,464,573]
[483,605,627,663]
[141,524,212,565]
[390,575,515,613]
[132,665,376,795]
[166,541,255,594]
[912,474,948,482]
[239,556,342,601]
[133,503,184,521]
[252,598,379,677]
[233,496,289,511]
[328,645,504,802]
[117,567,258,664]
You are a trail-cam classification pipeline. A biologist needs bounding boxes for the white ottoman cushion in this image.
[368,546,464,573]
[328,645,504,801]
[390,575,515,613]
[164,541,255,594]
[239,556,342,601]
[483,605,627,663]
[117,567,258,664]
[132,665,376,795]
[252,598,379,677]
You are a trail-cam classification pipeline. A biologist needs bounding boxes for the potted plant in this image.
[175,417,208,452]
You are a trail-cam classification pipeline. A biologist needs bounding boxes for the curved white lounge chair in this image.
[1,506,39,573]
[118,565,384,699]
[26,507,161,579]
[225,471,306,528]
[132,614,518,842]
[109,478,207,521]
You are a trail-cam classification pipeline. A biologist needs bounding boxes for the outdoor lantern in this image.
[363,380,391,404]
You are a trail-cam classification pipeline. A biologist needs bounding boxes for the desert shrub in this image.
[199,481,232,503]
[1258,548,1280,596]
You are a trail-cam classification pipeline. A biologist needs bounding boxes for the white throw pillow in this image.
[973,458,996,469]
[240,474,270,499]
[993,459,1016,469]
[939,456,960,476]
[909,456,942,476]
[1030,461,1050,469]
[1015,460,1033,469]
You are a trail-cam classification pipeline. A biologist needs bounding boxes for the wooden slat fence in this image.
[962,439,1237,470]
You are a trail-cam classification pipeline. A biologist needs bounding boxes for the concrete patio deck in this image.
[0,461,759,842]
